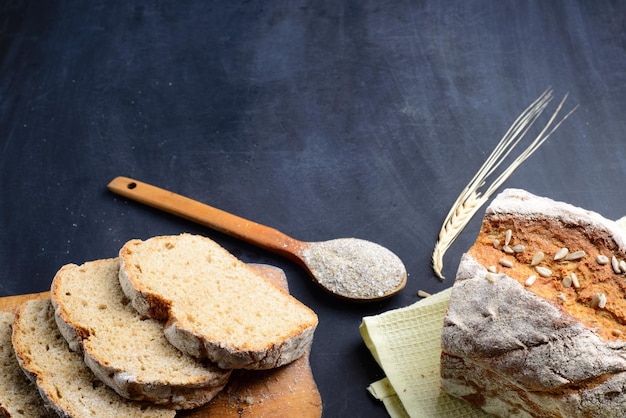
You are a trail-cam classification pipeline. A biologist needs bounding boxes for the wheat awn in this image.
[432,89,577,279]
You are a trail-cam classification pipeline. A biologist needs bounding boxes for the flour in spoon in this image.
[302,238,406,299]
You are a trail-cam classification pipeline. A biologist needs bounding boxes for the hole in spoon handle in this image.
[107,176,305,260]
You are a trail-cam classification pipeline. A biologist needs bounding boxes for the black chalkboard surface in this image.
[2,2,626,416]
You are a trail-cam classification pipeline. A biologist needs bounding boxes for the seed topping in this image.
[591,293,608,309]
[596,255,609,265]
[554,247,569,261]
[570,272,580,288]
[505,229,512,246]
[565,250,586,261]
[525,275,537,287]
[499,258,513,268]
[535,266,552,277]
[561,276,572,288]
[512,244,526,253]
[485,272,498,283]
[612,256,621,274]
[531,252,544,267]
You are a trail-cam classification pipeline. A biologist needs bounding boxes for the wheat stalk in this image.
[432,89,578,279]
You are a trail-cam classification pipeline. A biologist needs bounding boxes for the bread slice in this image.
[118,234,318,370]
[11,298,175,418]
[441,189,626,417]
[51,258,231,409]
[0,311,52,417]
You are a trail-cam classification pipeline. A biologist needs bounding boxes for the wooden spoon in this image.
[107,176,406,301]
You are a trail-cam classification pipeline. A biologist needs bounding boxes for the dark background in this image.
[2,1,626,417]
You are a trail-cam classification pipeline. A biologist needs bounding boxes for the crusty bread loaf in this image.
[118,234,318,370]
[441,189,626,417]
[0,311,51,417]
[11,298,175,418]
[51,258,231,409]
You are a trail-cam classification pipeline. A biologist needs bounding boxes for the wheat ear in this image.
[432,89,578,279]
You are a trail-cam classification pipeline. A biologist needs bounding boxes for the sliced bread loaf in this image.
[119,234,318,370]
[11,298,175,418]
[0,311,51,417]
[50,258,231,410]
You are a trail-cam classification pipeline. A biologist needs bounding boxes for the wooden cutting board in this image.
[0,264,322,418]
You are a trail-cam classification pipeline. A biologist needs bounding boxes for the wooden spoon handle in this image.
[107,176,306,261]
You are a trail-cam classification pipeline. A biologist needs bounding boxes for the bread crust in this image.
[441,189,626,417]
[118,234,318,370]
[162,315,318,370]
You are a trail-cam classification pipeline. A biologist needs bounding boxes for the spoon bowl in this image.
[107,176,407,301]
